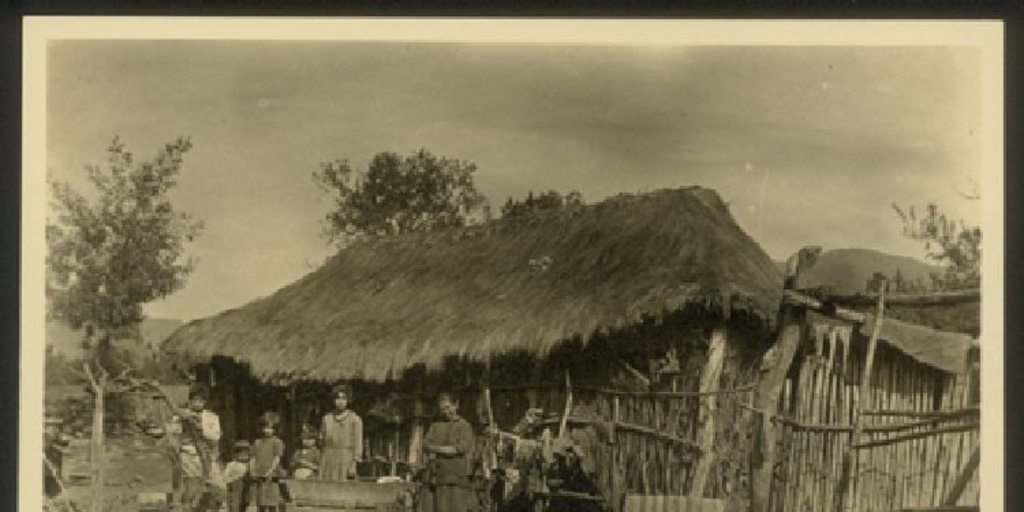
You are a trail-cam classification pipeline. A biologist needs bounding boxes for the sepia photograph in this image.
[22,19,1003,512]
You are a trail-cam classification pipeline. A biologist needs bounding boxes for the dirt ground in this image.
[57,433,175,508]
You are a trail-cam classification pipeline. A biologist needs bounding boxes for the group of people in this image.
[177,382,480,512]
[176,383,363,512]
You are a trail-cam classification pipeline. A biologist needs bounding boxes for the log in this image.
[689,326,727,498]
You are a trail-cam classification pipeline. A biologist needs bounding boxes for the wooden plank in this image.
[690,327,727,499]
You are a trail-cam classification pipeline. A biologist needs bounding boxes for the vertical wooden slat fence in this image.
[769,325,980,512]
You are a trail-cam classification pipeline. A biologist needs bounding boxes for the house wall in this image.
[197,311,770,511]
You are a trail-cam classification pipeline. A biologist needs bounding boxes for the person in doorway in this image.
[179,385,223,511]
[250,412,286,512]
[423,392,475,512]
[319,384,363,481]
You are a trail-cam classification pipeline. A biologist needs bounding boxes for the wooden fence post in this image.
[612,395,622,512]
[408,384,424,466]
[749,310,805,512]
[749,246,821,512]
[836,282,887,512]
[690,326,727,498]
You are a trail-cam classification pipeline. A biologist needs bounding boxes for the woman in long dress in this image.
[423,392,475,512]
[319,384,363,481]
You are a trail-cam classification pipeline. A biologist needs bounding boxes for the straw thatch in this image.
[164,187,783,382]
[860,314,975,374]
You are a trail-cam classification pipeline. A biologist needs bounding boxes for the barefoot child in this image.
[319,384,363,481]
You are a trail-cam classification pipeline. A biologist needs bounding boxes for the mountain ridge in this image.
[773,248,943,295]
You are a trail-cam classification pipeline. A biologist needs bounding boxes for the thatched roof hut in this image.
[164,186,783,382]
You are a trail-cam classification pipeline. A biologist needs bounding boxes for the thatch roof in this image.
[861,315,975,374]
[164,187,784,382]
[809,309,976,374]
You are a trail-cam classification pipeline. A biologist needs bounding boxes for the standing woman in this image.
[319,384,363,481]
[423,392,475,512]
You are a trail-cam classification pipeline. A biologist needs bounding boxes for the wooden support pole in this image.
[836,282,887,512]
[749,246,822,512]
[748,311,805,512]
[407,386,424,466]
[84,362,108,512]
[611,396,622,512]
[690,326,727,498]
[559,370,573,438]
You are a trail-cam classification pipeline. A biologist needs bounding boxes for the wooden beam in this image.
[866,507,978,512]
[853,422,979,450]
[823,289,979,308]
[861,407,979,418]
[576,386,754,398]
[782,290,867,323]
[690,326,727,498]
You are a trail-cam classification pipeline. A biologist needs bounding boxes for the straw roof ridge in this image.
[164,186,784,382]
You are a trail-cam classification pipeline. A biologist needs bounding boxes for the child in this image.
[319,383,363,481]
[249,412,286,512]
[291,425,321,480]
[223,440,251,512]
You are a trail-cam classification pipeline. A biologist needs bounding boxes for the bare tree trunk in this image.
[84,363,107,512]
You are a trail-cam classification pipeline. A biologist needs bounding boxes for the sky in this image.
[45,41,983,322]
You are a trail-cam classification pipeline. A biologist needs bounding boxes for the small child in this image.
[223,440,251,512]
[250,412,286,512]
[291,425,321,480]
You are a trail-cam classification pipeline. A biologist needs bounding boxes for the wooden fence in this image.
[770,325,980,512]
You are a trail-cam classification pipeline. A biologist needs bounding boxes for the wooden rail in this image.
[852,422,980,450]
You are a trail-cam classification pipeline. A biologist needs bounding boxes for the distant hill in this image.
[46,318,184,359]
[773,248,943,295]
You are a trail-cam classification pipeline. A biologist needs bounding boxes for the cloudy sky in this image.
[46,41,982,321]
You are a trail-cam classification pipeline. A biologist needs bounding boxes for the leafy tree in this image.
[313,149,490,246]
[46,136,202,509]
[892,202,981,290]
[501,189,584,218]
